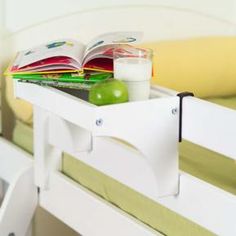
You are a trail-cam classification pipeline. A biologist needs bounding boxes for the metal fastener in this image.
[171,108,178,115]
[96,118,103,126]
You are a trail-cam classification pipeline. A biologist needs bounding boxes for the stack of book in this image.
[6,32,142,92]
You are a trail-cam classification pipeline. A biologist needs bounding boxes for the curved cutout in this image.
[103,136,145,156]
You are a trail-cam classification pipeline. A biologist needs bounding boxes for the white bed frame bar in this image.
[0,138,37,236]
[1,4,236,236]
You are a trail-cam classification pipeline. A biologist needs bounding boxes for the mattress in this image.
[12,96,236,236]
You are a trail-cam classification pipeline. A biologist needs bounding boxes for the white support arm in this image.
[94,97,179,197]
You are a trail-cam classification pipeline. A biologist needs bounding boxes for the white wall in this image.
[0,0,6,36]
[4,0,236,33]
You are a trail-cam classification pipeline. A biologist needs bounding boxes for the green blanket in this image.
[12,96,236,236]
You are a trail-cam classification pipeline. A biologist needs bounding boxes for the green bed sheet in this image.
[12,96,236,236]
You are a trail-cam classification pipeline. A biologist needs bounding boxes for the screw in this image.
[96,118,103,126]
[172,108,178,115]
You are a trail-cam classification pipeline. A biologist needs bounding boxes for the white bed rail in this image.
[40,172,161,236]
[182,96,236,159]
[157,89,236,160]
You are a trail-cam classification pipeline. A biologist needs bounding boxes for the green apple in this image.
[89,78,128,105]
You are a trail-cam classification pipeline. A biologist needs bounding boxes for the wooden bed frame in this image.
[1,3,236,236]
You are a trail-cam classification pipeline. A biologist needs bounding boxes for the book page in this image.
[12,39,85,70]
[84,31,143,59]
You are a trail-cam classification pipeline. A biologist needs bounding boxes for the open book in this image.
[8,31,142,74]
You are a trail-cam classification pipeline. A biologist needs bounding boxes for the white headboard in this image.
[4,5,236,53]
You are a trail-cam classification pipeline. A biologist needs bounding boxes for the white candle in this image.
[114,57,152,101]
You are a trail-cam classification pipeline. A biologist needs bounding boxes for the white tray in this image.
[15,81,180,198]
